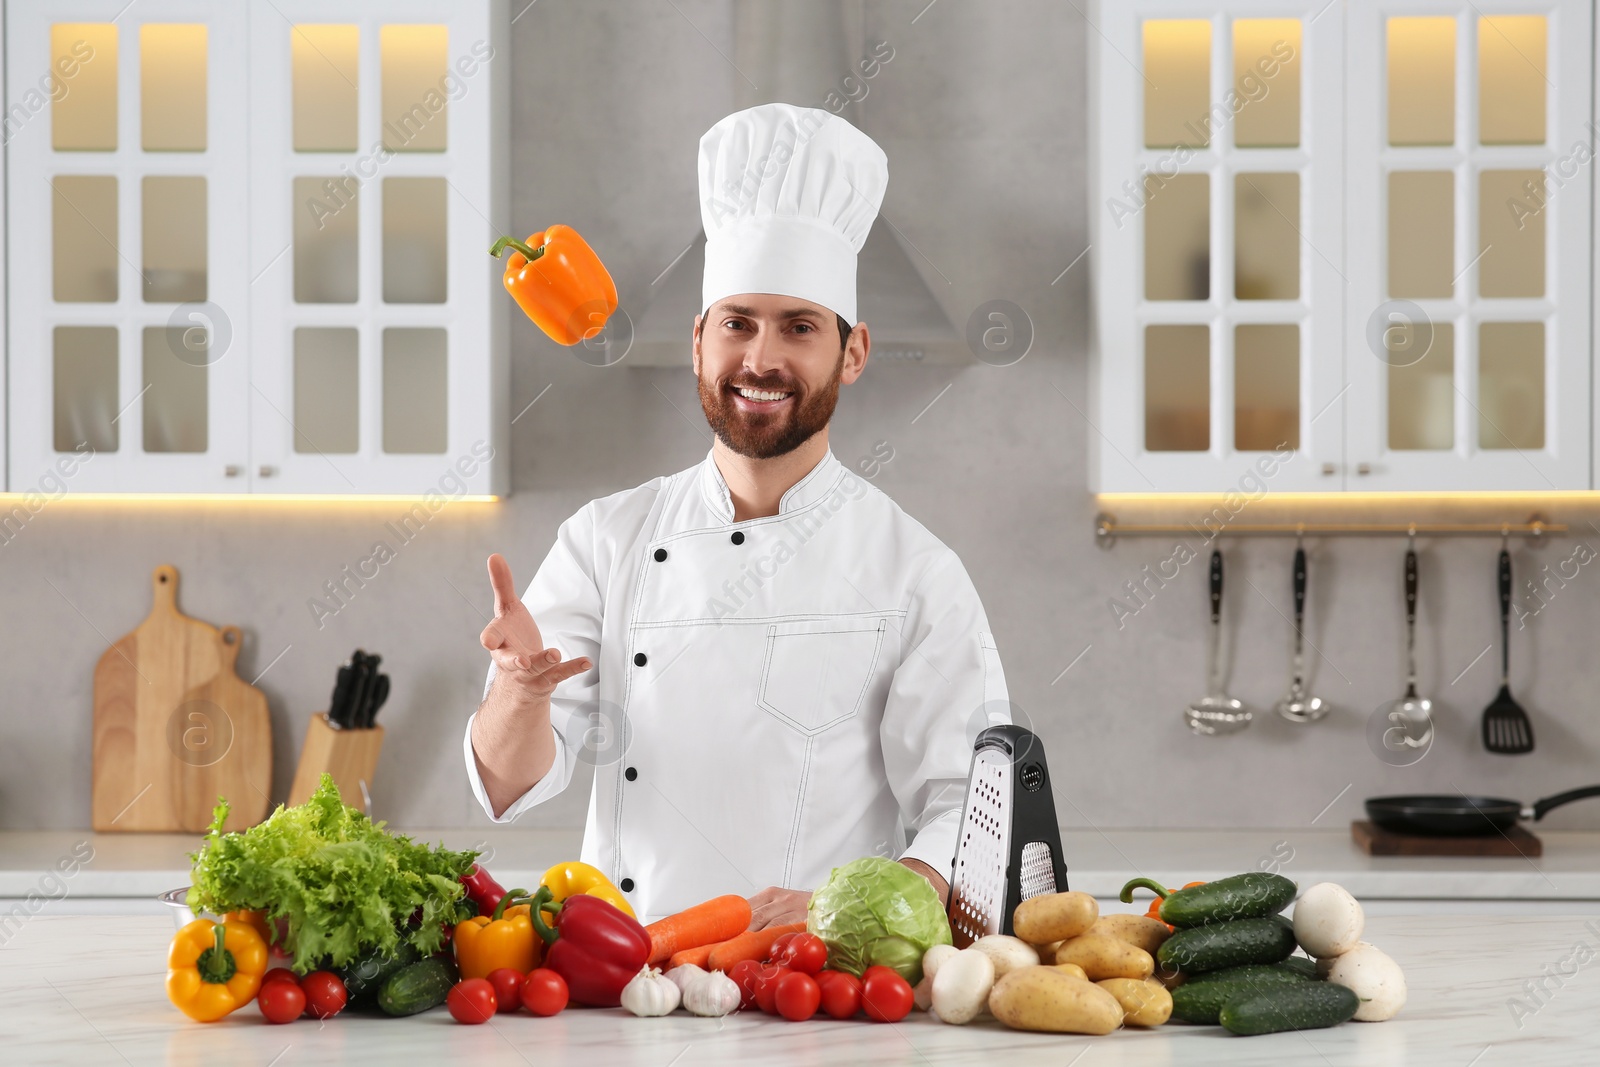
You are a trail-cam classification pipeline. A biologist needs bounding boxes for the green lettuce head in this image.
[806,856,953,984]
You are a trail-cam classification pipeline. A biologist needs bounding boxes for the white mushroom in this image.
[1293,882,1366,959]
[1320,942,1407,1021]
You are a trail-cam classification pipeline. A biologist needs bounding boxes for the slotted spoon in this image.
[1482,545,1534,754]
[1186,548,1251,735]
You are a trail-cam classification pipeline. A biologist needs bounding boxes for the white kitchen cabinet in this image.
[1089,0,1593,493]
[4,0,509,496]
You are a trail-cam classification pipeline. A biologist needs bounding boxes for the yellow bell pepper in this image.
[540,860,635,918]
[454,890,540,980]
[167,919,268,1022]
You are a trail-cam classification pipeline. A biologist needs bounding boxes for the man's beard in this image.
[698,353,844,460]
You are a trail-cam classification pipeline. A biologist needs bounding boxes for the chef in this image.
[466,103,1009,925]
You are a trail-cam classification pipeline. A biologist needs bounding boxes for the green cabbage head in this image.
[806,856,952,984]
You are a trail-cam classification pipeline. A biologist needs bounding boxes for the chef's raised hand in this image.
[480,553,592,694]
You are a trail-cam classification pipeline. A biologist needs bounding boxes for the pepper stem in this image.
[491,888,531,923]
[196,922,237,984]
[1118,877,1172,905]
[529,886,561,945]
[489,235,545,262]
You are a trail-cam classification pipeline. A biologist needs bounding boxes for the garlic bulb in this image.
[681,969,741,1017]
[621,966,681,1017]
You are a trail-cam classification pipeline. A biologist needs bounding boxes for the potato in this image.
[1013,891,1099,943]
[1149,965,1186,992]
[1320,942,1406,1021]
[1096,978,1173,1027]
[1052,963,1088,982]
[1053,933,1155,980]
[971,934,1040,979]
[1089,913,1173,956]
[1294,882,1366,959]
[1031,939,1064,959]
[989,966,1123,1035]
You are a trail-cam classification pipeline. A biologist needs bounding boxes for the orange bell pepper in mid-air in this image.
[489,227,618,346]
[167,919,269,1022]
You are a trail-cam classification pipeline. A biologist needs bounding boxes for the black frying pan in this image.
[1367,785,1600,836]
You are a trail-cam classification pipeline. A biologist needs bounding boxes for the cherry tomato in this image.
[299,971,347,1020]
[448,978,498,1024]
[862,965,904,985]
[752,964,792,1014]
[817,971,862,1019]
[260,968,300,989]
[519,968,569,1017]
[861,969,913,1023]
[486,968,525,1014]
[773,933,828,975]
[774,971,821,1021]
[728,959,762,1010]
[765,932,801,964]
[257,980,305,1024]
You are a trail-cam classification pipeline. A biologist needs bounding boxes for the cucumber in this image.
[1220,980,1360,1035]
[337,940,422,1007]
[1277,954,1319,979]
[1124,873,1297,927]
[377,957,459,1016]
[1170,964,1313,1024]
[1159,917,1298,974]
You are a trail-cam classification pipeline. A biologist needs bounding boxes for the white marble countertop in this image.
[1,913,1592,1065]
[6,827,1600,903]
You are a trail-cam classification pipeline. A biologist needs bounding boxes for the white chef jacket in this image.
[464,448,1009,920]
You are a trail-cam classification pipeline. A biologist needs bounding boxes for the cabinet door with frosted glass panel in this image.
[1344,1,1591,490]
[1090,3,1344,492]
[6,2,251,493]
[246,0,507,495]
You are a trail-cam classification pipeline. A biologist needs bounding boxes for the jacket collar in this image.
[698,447,843,524]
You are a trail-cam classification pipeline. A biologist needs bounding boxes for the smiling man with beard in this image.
[465,103,1011,926]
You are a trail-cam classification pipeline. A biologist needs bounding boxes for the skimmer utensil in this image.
[1186,548,1251,735]
[1482,542,1535,754]
[946,724,1069,949]
[1276,539,1329,723]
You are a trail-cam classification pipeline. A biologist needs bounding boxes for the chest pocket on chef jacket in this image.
[758,619,887,736]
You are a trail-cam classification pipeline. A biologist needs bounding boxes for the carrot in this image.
[705,922,807,972]
[667,943,717,970]
[645,895,753,966]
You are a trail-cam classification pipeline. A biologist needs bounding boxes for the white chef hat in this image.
[699,103,887,325]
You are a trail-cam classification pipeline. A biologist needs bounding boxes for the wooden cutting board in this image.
[1351,820,1542,857]
[92,566,273,832]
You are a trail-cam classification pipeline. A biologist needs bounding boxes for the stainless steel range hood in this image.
[625,0,963,366]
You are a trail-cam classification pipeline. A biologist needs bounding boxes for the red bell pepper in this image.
[531,887,650,1007]
[461,864,508,917]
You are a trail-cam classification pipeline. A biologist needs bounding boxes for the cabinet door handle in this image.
[223,465,241,477]
[1356,462,1372,476]
[258,465,276,478]
[1320,462,1336,476]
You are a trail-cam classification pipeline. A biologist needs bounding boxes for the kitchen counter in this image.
[1,913,1593,1064]
[6,828,1600,909]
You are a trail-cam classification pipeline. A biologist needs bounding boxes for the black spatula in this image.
[1482,547,1534,754]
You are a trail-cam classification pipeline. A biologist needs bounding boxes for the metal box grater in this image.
[946,724,1069,948]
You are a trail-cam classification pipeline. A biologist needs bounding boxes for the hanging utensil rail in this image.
[1095,513,1563,547]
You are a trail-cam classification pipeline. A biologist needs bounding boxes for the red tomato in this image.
[486,968,525,1014]
[861,969,913,1023]
[519,968,569,1017]
[774,933,828,975]
[774,972,821,1021]
[299,971,347,1020]
[260,968,299,989]
[862,965,903,985]
[448,978,499,1024]
[765,933,801,964]
[817,971,862,1019]
[752,964,792,1014]
[728,959,762,1010]
[257,980,305,1024]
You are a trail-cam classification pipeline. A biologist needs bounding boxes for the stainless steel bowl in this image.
[158,886,216,930]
